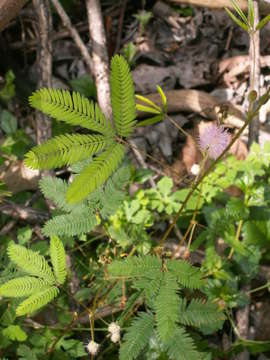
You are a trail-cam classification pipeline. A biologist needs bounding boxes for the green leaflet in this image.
[25,55,138,203]
[1,239,67,316]
[0,277,50,298]
[24,133,107,170]
[16,286,59,316]
[155,273,180,342]
[42,207,97,237]
[119,312,155,360]
[50,236,67,285]
[110,55,136,137]
[166,259,203,289]
[66,143,125,203]
[164,327,201,360]
[7,244,54,284]
[30,88,113,136]
[108,255,162,279]
[39,176,73,212]
[179,298,225,327]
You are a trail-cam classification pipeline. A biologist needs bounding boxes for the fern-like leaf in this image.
[163,327,201,360]
[66,142,125,203]
[29,88,113,135]
[50,236,67,285]
[42,206,97,236]
[166,259,203,289]
[16,286,59,316]
[108,255,162,279]
[39,176,74,212]
[0,277,50,298]
[7,244,54,284]
[133,274,162,305]
[99,165,130,218]
[155,273,180,342]
[24,133,107,170]
[119,312,155,360]
[179,298,224,327]
[110,55,136,137]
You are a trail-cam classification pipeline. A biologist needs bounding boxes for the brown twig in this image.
[10,23,89,50]
[0,201,49,223]
[114,0,128,54]
[248,1,260,148]
[50,0,93,74]
[86,0,112,120]
[32,0,52,144]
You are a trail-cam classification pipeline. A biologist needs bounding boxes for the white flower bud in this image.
[110,332,121,343]
[108,322,121,343]
[190,164,200,176]
[86,340,100,356]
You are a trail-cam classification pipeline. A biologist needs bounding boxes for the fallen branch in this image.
[0,202,49,223]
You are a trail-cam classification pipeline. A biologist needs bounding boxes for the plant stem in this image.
[158,109,256,247]
[248,282,270,294]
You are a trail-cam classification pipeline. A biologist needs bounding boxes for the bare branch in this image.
[0,201,49,223]
[32,0,53,144]
[86,0,112,119]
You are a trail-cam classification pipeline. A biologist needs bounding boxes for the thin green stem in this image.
[158,110,255,247]
[248,282,270,294]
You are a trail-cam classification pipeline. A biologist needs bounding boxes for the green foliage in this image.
[110,55,136,137]
[39,165,130,237]
[7,244,54,283]
[108,255,223,359]
[108,255,162,279]
[164,327,201,360]
[119,312,155,360]
[24,133,107,170]
[66,142,125,203]
[25,55,138,203]
[50,235,67,285]
[0,70,15,102]
[2,325,27,342]
[166,259,203,289]
[0,238,67,316]
[179,298,224,327]
[16,286,59,317]
[29,88,113,135]
[155,273,180,341]
[1,110,17,135]
[0,277,49,297]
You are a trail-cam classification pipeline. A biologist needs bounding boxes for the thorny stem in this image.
[181,154,208,248]
[158,102,263,248]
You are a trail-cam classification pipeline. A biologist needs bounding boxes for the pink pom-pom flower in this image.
[199,123,230,160]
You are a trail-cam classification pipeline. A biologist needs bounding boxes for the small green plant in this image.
[0,236,67,316]
[107,255,224,360]
[24,55,136,204]
[39,165,130,236]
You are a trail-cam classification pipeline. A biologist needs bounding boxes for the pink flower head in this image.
[199,124,230,160]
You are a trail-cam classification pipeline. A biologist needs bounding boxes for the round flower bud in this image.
[86,340,100,356]
[110,332,121,343]
[190,164,200,176]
